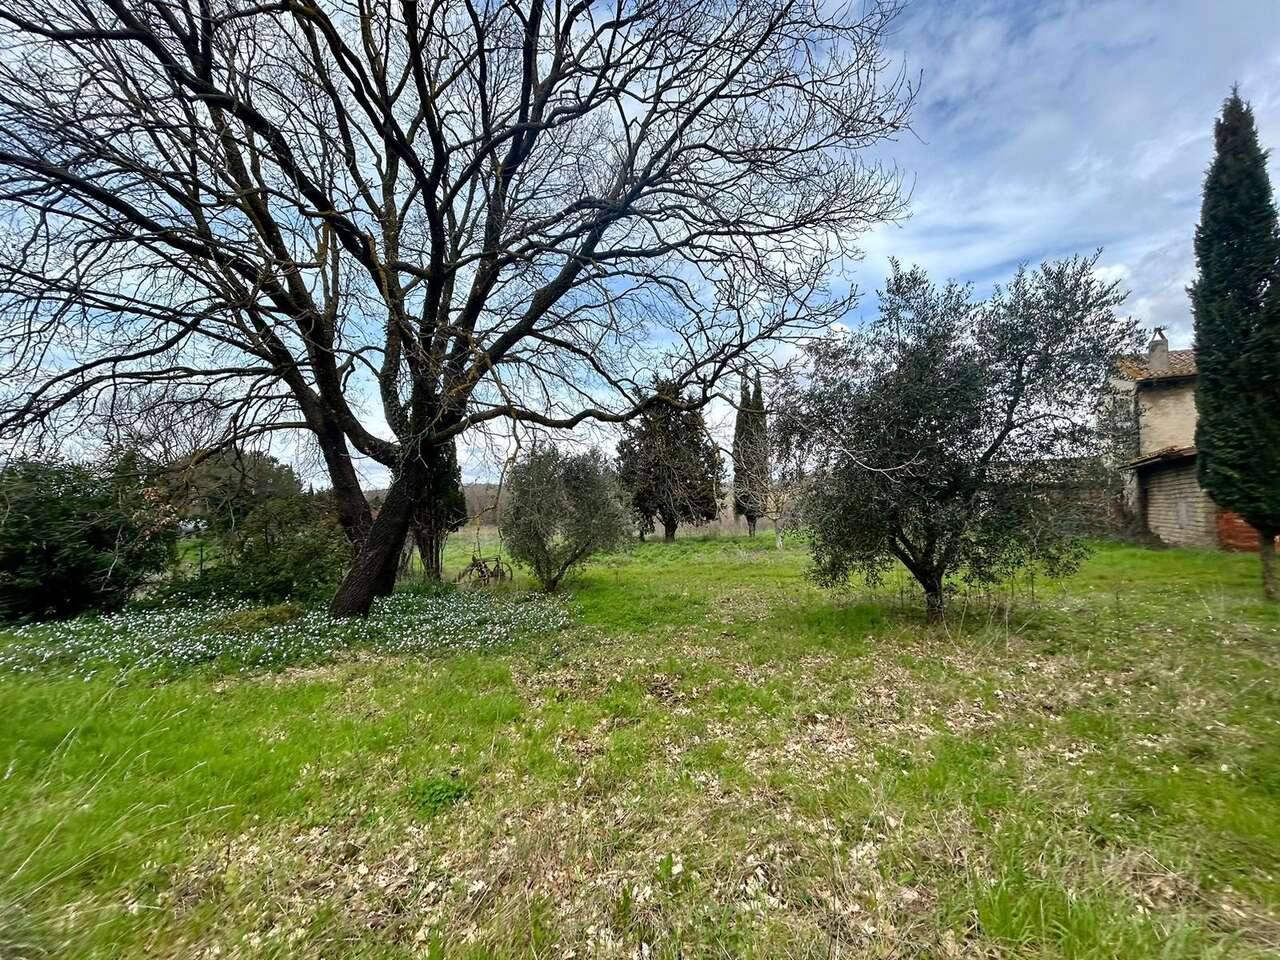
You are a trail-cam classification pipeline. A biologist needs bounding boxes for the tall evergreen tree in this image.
[751,373,768,479]
[617,382,722,542]
[732,375,759,535]
[1191,88,1280,601]
[732,372,771,536]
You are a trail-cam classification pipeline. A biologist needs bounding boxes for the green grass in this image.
[2,537,1278,957]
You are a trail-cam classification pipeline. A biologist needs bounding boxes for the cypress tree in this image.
[732,374,759,535]
[1191,88,1280,601]
[749,373,769,536]
[617,381,722,542]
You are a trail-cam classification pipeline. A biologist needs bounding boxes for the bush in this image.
[501,446,630,591]
[207,602,306,634]
[0,458,176,620]
[163,493,351,606]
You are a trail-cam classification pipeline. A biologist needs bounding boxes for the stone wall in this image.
[1136,380,1197,455]
[1144,460,1219,548]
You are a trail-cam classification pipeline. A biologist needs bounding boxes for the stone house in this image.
[1115,329,1267,551]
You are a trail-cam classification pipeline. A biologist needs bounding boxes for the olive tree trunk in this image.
[1260,526,1278,602]
[919,570,946,623]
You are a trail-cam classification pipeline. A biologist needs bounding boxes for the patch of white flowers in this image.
[0,592,573,680]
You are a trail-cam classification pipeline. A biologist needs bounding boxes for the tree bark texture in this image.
[414,526,445,583]
[330,449,438,617]
[920,571,945,623]
[1260,526,1278,602]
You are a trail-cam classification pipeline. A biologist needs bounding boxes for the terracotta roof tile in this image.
[1116,349,1197,381]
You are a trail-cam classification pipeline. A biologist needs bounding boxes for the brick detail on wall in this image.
[1144,460,1219,549]
[1217,510,1278,553]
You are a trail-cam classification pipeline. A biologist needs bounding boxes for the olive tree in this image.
[500,445,629,591]
[788,256,1139,621]
[0,0,913,616]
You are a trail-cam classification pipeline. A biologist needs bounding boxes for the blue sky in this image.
[851,0,1280,346]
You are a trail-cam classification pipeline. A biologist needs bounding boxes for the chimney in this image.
[1148,327,1169,374]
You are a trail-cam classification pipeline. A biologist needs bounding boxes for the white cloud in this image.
[856,0,1280,346]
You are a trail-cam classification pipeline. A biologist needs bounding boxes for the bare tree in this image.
[0,0,913,615]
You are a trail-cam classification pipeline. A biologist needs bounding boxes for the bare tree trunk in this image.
[775,524,784,550]
[747,516,757,537]
[431,533,446,583]
[315,420,373,545]
[1260,526,1278,602]
[330,496,415,616]
[330,455,429,617]
[663,519,678,542]
[920,571,945,623]
[412,526,444,582]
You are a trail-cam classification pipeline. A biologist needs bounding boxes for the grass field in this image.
[2,537,1279,958]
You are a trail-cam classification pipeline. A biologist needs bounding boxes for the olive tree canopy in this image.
[787,256,1139,621]
[500,444,628,591]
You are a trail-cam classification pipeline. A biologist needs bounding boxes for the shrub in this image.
[501,446,631,591]
[226,494,351,603]
[207,602,306,634]
[162,493,351,606]
[0,457,176,620]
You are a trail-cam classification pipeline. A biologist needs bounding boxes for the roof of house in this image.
[1125,445,1197,471]
[1115,349,1198,382]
